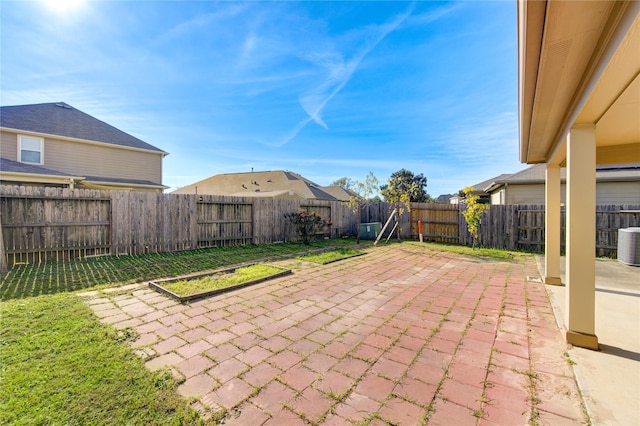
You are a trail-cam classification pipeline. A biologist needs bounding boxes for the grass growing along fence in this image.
[0,239,364,300]
[403,241,533,262]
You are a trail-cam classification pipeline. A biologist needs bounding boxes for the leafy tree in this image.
[379,174,416,240]
[331,177,355,191]
[380,169,431,203]
[345,172,379,244]
[461,186,489,249]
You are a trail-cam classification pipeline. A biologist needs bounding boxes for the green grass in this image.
[297,247,363,264]
[0,239,361,300]
[0,238,530,424]
[0,293,209,425]
[403,240,532,262]
[0,238,532,425]
[161,264,285,296]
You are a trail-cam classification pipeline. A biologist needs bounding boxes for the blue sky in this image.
[1,0,522,196]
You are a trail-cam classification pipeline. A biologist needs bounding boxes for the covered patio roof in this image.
[519,1,640,166]
[518,1,639,351]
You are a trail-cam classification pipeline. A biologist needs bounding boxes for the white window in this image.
[18,135,43,164]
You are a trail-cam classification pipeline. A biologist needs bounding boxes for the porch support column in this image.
[566,124,598,350]
[544,163,562,285]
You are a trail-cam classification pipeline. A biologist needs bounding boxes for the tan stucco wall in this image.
[1,130,163,184]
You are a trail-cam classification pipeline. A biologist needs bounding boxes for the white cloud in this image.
[158,4,248,44]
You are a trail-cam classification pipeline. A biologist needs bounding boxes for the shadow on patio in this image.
[538,255,640,426]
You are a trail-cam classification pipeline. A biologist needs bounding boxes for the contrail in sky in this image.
[275,5,414,147]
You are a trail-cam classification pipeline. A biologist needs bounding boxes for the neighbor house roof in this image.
[0,157,78,177]
[0,157,83,185]
[320,185,358,201]
[435,194,454,203]
[0,102,167,154]
[469,174,512,194]
[474,163,640,193]
[173,170,350,201]
[0,157,166,190]
[82,175,167,188]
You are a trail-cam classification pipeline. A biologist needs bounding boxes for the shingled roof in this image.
[173,170,352,201]
[473,163,640,193]
[0,102,166,154]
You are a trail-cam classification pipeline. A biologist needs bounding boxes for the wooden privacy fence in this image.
[407,203,639,257]
[410,203,459,243]
[1,187,112,264]
[454,204,640,257]
[1,184,638,268]
[0,186,369,266]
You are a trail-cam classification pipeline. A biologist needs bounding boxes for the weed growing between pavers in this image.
[0,293,208,425]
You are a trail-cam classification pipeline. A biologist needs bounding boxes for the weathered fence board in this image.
[410,203,459,242]
[197,195,253,248]
[2,183,638,268]
[1,186,111,264]
[456,203,640,256]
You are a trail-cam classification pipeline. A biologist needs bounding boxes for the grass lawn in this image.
[297,247,364,264]
[404,241,533,262]
[0,293,208,425]
[159,264,286,297]
[0,238,531,425]
[0,239,364,300]
[0,239,364,425]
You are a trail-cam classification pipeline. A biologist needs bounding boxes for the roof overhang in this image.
[0,171,84,186]
[518,1,640,166]
[81,179,168,191]
[0,171,167,191]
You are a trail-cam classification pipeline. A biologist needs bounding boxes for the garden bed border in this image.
[298,250,367,265]
[149,263,292,302]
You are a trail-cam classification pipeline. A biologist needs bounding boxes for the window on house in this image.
[18,135,43,164]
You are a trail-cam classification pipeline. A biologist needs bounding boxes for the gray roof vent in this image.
[55,102,71,109]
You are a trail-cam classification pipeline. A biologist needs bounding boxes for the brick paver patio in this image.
[80,243,588,425]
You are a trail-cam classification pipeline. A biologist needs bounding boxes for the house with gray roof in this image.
[471,163,640,205]
[0,102,168,191]
[172,170,355,201]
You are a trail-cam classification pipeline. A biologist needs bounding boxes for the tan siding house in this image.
[473,164,640,205]
[0,102,167,192]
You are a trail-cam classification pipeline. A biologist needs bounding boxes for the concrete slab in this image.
[537,255,640,426]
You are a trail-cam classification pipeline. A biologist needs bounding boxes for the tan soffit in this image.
[519,1,640,165]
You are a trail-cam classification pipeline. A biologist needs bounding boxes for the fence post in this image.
[0,211,6,273]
